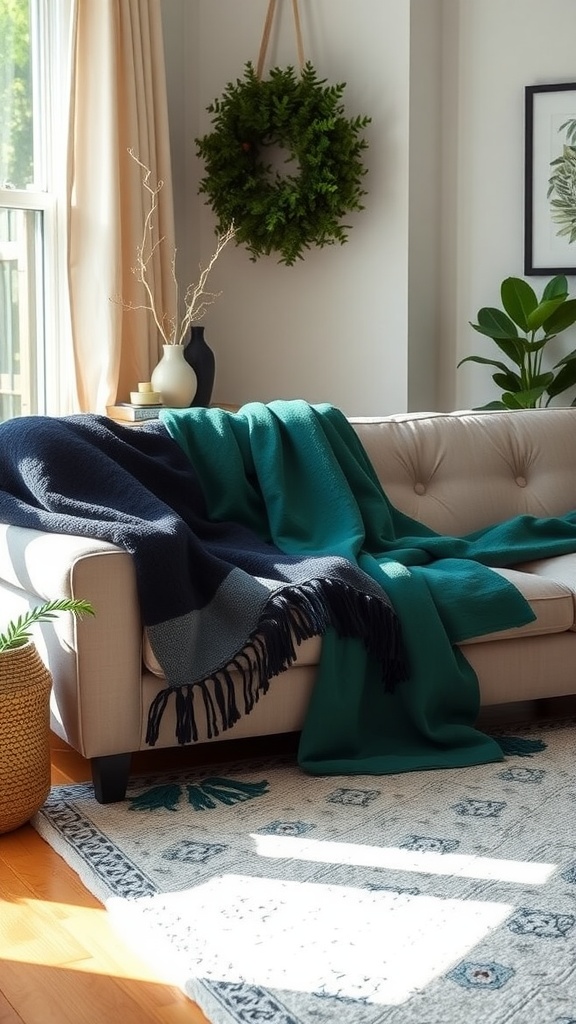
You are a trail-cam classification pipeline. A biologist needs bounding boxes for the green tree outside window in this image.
[0,0,33,189]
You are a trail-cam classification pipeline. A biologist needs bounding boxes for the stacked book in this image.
[106,402,161,422]
[107,382,162,421]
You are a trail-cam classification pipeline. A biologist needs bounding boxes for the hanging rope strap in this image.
[291,0,305,67]
[256,0,305,79]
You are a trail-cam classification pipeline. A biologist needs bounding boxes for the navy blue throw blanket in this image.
[0,413,405,745]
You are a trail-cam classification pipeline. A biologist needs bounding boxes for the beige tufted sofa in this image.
[2,406,576,802]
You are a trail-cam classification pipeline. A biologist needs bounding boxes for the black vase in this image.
[183,325,216,407]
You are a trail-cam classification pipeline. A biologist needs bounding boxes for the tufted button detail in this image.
[414,482,426,495]
[515,475,527,488]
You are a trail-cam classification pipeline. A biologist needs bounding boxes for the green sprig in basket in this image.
[0,599,94,833]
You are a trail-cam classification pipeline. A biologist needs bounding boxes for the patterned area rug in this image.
[32,724,576,1024]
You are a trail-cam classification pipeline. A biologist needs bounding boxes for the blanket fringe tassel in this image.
[146,579,407,747]
[496,735,547,757]
[128,777,270,812]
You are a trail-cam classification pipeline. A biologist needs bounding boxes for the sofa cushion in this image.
[143,631,323,680]
[352,409,576,537]
[459,564,575,644]
[508,553,576,631]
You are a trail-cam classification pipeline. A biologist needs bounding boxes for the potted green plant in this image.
[458,275,576,409]
[0,598,94,833]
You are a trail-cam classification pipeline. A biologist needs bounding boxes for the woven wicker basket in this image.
[0,642,52,834]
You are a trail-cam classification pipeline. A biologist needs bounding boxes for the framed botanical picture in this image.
[524,82,576,275]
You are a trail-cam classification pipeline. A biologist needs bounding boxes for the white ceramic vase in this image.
[151,344,197,408]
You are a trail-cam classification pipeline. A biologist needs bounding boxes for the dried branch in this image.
[112,149,235,344]
[176,223,236,344]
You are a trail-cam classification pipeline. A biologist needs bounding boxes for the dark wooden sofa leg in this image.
[91,753,132,803]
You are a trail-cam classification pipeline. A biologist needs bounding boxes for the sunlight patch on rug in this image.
[108,874,513,1006]
[251,833,556,883]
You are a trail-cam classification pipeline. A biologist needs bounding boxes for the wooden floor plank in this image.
[0,989,24,1024]
[0,734,212,1024]
[0,960,198,1024]
[0,827,102,907]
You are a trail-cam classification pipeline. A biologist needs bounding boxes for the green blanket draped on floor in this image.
[161,399,576,776]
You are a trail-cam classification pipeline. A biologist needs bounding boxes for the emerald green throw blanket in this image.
[161,400,576,776]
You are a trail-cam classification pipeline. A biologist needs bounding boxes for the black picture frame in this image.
[524,82,576,276]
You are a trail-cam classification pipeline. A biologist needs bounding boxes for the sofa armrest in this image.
[0,525,144,758]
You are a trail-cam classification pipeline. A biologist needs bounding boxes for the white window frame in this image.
[0,0,73,417]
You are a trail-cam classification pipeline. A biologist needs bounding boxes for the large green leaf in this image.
[502,386,546,409]
[457,354,513,373]
[528,371,555,390]
[546,359,576,398]
[542,275,568,301]
[500,278,538,331]
[473,307,518,339]
[542,298,576,335]
[501,392,527,409]
[491,335,526,366]
[492,370,521,392]
[526,297,566,332]
[523,336,548,354]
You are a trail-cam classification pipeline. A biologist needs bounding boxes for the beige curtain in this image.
[66,0,176,413]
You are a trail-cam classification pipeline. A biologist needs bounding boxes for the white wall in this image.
[162,0,576,415]
[441,0,576,411]
[160,0,199,318]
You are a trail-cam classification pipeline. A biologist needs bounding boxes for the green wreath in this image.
[195,62,371,266]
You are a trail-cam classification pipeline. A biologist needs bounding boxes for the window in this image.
[0,0,71,419]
